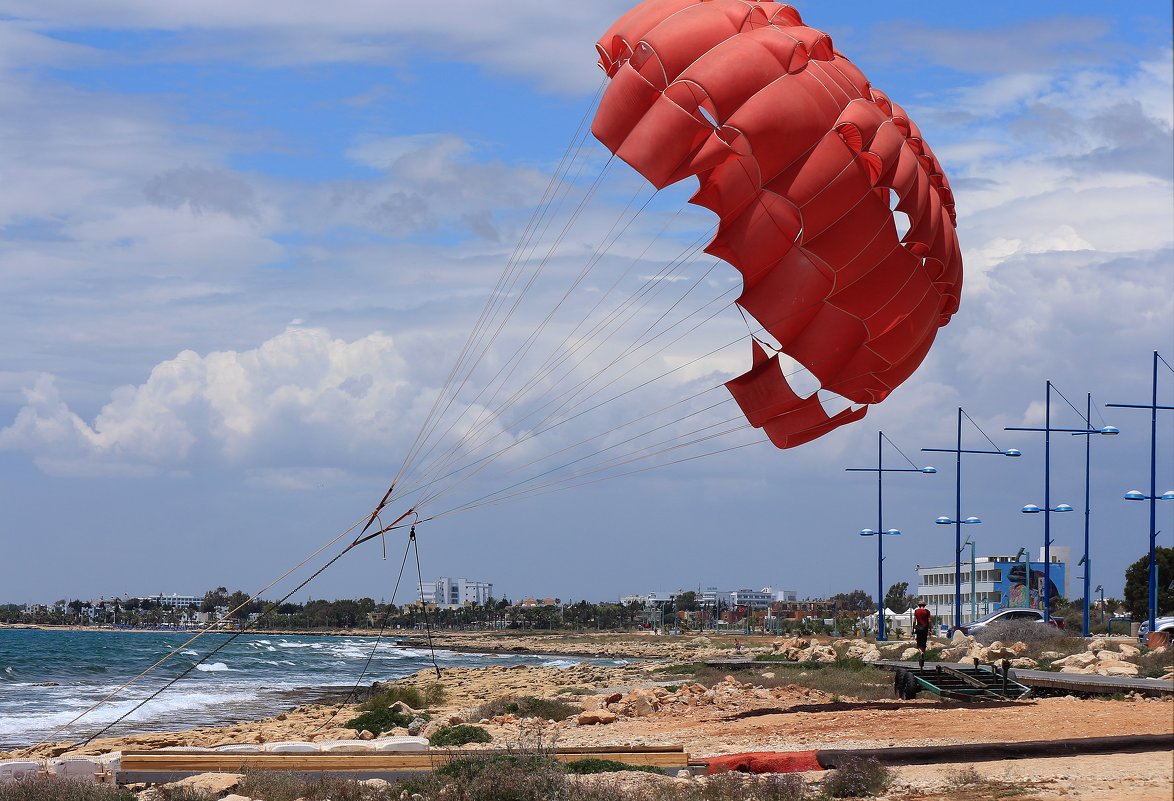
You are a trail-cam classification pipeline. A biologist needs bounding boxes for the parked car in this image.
[1137,615,1174,644]
[958,607,1064,636]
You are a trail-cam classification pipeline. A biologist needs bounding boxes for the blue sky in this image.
[1,1,1171,608]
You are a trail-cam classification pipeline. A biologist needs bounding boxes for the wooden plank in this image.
[118,750,689,774]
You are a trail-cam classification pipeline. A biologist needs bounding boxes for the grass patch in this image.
[0,779,138,801]
[555,686,592,696]
[752,663,895,701]
[819,756,893,797]
[429,724,492,747]
[362,682,446,711]
[563,758,662,775]
[237,770,392,801]
[347,682,442,735]
[471,695,580,722]
[972,621,1069,647]
[943,766,1032,797]
[1138,648,1173,678]
[689,772,814,800]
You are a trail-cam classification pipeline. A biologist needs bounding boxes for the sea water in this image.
[0,629,620,750]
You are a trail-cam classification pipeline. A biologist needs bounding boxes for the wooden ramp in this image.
[117,746,690,783]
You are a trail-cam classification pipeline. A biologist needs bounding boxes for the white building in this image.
[699,588,732,608]
[729,588,774,610]
[148,594,202,609]
[916,549,1068,628]
[419,577,493,609]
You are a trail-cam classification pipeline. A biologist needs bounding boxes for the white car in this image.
[958,608,1063,636]
[1137,615,1174,644]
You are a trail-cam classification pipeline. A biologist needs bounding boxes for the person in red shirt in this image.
[913,600,932,669]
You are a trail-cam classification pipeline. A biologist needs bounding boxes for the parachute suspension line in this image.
[313,528,418,735]
[410,273,742,513]
[404,226,723,509]
[432,417,757,518]
[411,283,740,513]
[381,81,608,508]
[465,401,744,505]
[396,153,633,493]
[70,526,384,749]
[403,212,714,502]
[415,296,749,513]
[21,513,369,757]
[410,526,442,679]
[394,151,621,501]
[461,225,718,450]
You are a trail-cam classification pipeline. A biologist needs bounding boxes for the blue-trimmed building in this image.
[916,550,1068,628]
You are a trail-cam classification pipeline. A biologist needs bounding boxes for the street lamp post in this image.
[1108,351,1174,634]
[1094,584,1105,625]
[1008,381,1117,623]
[1071,392,1119,638]
[924,407,1020,629]
[847,431,936,641]
[963,537,977,623]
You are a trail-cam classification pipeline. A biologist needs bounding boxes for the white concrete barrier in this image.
[49,758,101,782]
[371,736,429,752]
[263,741,320,753]
[0,761,42,783]
[319,740,376,753]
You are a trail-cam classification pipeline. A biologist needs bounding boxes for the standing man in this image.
[913,599,932,669]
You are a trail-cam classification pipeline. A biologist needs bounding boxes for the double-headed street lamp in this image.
[1108,351,1174,635]
[847,431,936,642]
[1071,393,1118,638]
[1007,381,1117,623]
[924,407,1020,629]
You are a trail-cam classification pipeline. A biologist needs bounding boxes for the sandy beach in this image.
[3,630,1171,799]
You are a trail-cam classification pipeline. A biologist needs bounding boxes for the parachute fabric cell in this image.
[593,0,963,448]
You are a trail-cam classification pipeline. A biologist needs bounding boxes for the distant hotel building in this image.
[148,594,202,609]
[916,548,1068,627]
[418,577,493,609]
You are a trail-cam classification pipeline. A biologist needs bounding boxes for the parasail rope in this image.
[399,88,609,449]
[311,527,417,735]
[382,79,607,505]
[411,526,442,679]
[19,514,369,756]
[65,525,388,749]
[404,229,718,499]
[410,286,742,512]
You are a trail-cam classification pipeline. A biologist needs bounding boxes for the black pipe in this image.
[815,733,1173,769]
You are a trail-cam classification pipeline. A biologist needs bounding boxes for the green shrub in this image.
[345,707,413,735]
[361,684,424,712]
[471,695,579,722]
[429,724,492,747]
[562,758,662,775]
[0,779,138,801]
[819,757,892,798]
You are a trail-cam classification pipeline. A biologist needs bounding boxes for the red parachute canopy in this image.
[593,0,962,448]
